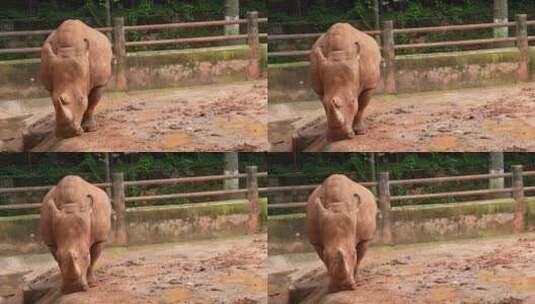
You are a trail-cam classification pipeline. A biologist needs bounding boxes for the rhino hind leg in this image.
[353,89,373,135]
[87,242,104,287]
[82,86,104,132]
[354,240,369,281]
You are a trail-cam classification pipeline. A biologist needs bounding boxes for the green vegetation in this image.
[0,1,267,60]
[268,0,535,63]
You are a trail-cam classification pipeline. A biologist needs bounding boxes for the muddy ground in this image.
[0,80,267,152]
[1,234,267,304]
[269,84,535,152]
[268,233,535,304]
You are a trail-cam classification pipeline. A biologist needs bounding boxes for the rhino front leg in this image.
[87,242,104,287]
[313,244,325,262]
[82,86,104,132]
[353,89,373,135]
[354,240,369,281]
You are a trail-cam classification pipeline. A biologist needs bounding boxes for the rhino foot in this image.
[87,272,97,287]
[354,121,367,135]
[82,117,97,132]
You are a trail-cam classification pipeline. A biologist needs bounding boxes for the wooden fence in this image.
[0,12,268,89]
[268,14,535,93]
[0,166,267,245]
[266,165,533,244]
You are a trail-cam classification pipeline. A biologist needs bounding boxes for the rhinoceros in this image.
[40,19,112,138]
[40,175,112,293]
[306,174,377,293]
[310,23,381,141]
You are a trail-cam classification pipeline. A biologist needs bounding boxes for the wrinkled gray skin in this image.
[310,23,381,141]
[306,174,377,293]
[40,19,112,138]
[40,175,111,294]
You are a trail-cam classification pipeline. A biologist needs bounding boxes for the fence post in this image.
[512,165,525,232]
[516,14,529,82]
[112,172,127,245]
[247,166,259,233]
[378,172,392,245]
[382,20,396,94]
[113,17,127,91]
[247,11,260,80]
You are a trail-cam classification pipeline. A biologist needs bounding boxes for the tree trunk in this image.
[489,152,505,197]
[493,0,508,40]
[372,0,380,30]
[369,152,377,195]
[104,153,112,196]
[104,0,112,39]
[224,0,240,36]
[224,153,239,198]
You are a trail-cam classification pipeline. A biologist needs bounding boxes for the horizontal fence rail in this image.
[0,169,266,210]
[267,169,535,209]
[268,14,535,92]
[0,167,266,245]
[267,165,532,244]
[0,12,267,86]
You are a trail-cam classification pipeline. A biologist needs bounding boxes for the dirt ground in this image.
[0,80,267,152]
[268,233,535,304]
[269,83,535,152]
[1,234,267,304]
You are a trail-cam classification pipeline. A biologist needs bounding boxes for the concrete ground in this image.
[1,234,267,304]
[269,83,535,152]
[0,80,268,152]
[268,233,535,304]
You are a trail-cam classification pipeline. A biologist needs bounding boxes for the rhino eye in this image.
[59,96,69,106]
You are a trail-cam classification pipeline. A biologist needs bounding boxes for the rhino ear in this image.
[315,197,330,219]
[48,199,63,219]
[314,46,327,66]
[42,43,57,62]
[354,42,360,56]
[86,194,94,213]
[353,193,361,209]
[83,38,90,56]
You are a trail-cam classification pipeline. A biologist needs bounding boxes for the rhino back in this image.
[39,176,112,247]
[43,19,112,89]
[310,23,381,92]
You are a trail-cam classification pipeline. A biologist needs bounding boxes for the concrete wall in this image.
[0,44,267,101]
[0,198,267,256]
[268,197,535,255]
[268,47,535,103]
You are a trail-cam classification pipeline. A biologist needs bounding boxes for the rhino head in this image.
[48,197,93,293]
[42,40,91,138]
[314,197,360,293]
[315,43,361,141]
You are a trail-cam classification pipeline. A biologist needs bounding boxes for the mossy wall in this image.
[0,44,267,101]
[0,198,267,256]
[268,197,535,255]
[268,47,535,103]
